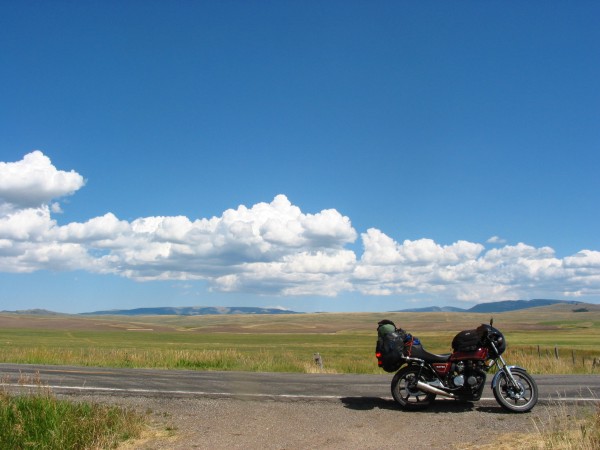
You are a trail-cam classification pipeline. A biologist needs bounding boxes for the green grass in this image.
[0,375,144,449]
[0,328,377,373]
[1,305,599,374]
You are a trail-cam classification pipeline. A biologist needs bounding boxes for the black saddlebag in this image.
[376,320,408,372]
[451,329,481,352]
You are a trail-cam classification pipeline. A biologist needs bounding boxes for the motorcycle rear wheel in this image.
[493,367,538,413]
[391,366,436,410]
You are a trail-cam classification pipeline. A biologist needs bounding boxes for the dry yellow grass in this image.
[458,403,600,450]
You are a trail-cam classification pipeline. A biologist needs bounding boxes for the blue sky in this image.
[1,1,599,313]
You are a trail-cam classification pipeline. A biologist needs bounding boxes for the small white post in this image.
[313,352,323,369]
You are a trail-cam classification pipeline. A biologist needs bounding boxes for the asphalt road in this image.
[1,363,598,403]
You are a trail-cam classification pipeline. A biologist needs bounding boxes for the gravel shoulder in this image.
[63,393,587,450]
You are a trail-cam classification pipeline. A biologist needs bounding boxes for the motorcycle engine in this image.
[452,361,466,387]
[450,360,485,392]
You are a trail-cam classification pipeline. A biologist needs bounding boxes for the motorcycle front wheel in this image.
[493,367,538,413]
[391,365,436,410]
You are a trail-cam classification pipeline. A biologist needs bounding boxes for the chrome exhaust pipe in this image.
[415,381,456,399]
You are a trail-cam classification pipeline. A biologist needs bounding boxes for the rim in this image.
[498,372,535,408]
[395,372,430,404]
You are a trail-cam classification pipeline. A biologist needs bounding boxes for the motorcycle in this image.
[375,319,538,413]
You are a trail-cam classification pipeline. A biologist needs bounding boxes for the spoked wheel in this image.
[391,366,436,410]
[493,368,538,413]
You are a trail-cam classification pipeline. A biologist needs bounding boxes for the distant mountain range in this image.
[396,299,579,313]
[0,308,67,315]
[79,299,582,315]
[2,299,586,316]
[79,306,300,316]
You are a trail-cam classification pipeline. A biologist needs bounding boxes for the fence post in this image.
[554,346,559,360]
[572,350,576,365]
[313,353,323,369]
[537,345,541,358]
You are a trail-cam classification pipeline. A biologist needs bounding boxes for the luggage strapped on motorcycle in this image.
[376,320,405,372]
[375,320,421,370]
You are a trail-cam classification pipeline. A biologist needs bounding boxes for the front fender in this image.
[491,365,527,389]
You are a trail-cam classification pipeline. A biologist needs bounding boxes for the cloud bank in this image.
[1,151,599,303]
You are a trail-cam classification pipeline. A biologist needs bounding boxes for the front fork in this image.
[487,340,525,394]
[491,355,526,396]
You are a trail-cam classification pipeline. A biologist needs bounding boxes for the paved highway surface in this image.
[1,363,598,403]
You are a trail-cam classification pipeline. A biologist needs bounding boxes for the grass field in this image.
[0,373,144,449]
[1,303,599,374]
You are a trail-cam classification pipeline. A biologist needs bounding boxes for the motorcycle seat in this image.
[409,344,451,363]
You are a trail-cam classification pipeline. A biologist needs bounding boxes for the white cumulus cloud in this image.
[1,150,600,304]
[0,151,85,208]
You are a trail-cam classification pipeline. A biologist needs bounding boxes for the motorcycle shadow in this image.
[340,397,398,411]
[340,397,509,414]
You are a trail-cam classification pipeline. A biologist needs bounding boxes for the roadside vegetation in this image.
[470,403,600,450]
[0,373,144,449]
[533,404,600,450]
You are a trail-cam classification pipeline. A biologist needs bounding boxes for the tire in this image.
[391,365,436,410]
[493,368,538,413]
